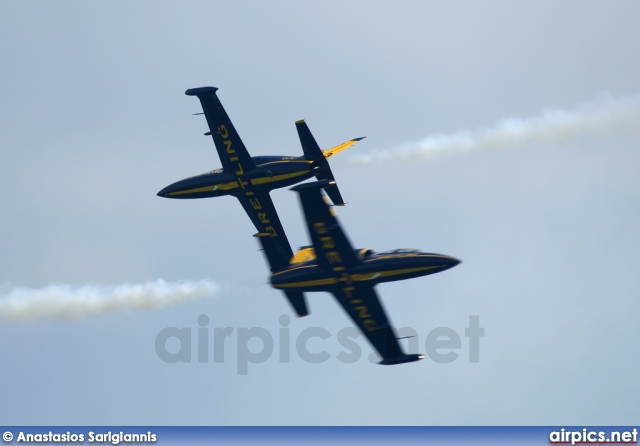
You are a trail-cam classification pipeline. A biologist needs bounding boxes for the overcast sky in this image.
[1,1,639,425]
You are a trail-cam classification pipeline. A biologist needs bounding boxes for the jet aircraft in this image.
[157,86,363,267]
[257,180,461,365]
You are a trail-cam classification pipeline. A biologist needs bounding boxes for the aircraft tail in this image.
[254,233,309,317]
[295,120,364,206]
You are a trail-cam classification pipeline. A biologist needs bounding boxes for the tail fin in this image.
[295,120,351,206]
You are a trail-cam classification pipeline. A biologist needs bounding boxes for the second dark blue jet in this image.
[257,180,461,365]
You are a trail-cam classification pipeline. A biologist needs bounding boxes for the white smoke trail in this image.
[352,94,640,163]
[0,279,219,322]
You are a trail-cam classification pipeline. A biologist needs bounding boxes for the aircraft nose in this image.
[157,185,172,197]
[443,256,462,269]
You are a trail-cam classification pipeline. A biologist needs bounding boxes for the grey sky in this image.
[1,1,639,425]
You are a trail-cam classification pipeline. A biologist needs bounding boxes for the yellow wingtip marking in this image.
[250,170,309,186]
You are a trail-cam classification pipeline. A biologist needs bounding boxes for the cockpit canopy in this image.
[357,248,375,260]
[376,249,420,255]
[289,247,422,265]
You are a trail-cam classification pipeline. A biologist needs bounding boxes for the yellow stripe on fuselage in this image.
[168,168,310,196]
[250,169,310,186]
[168,181,239,196]
[350,265,441,281]
[258,160,313,167]
[273,265,443,289]
[275,277,339,289]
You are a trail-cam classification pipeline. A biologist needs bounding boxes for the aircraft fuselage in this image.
[270,251,460,292]
[157,156,314,199]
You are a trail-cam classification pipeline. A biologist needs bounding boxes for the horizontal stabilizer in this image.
[292,179,343,204]
[285,291,309,317]
[290,179,333,192]
[313,165,345,205]
[294,120,351,206]
[295,120,323,160]
[255,234,308,318]
[322,181,345,207]
[378,354,424,365]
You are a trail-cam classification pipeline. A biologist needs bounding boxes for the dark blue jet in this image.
[158,87,363,316]
[256,180,461,365]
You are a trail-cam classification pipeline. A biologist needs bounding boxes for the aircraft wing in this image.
[291,180,358,269]
[238,189,292,256]
[331,283,422,365]
[323,137,365,159]
[186,87,256,174]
